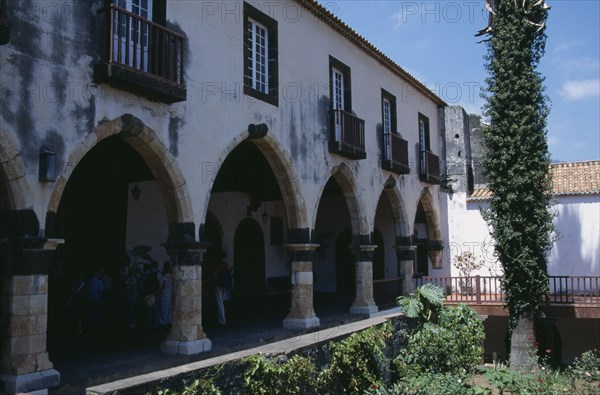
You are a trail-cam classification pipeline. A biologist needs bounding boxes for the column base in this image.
[0,368,60,394]
[282,316,320,330]
[349,304,378,316]
[161,338,212,355]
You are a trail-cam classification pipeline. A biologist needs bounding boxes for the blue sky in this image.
[322,0,600,162]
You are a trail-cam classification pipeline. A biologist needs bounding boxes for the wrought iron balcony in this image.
[382,133,409,175]
[329,109,366,160]
[94,3,186,103]
[418,149,442,184]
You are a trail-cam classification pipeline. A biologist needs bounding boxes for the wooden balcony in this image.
[382,133,410,175]
[418,150,442,184]
[94,3,186,103]
[329,109,366,160]
[412,275,600,318]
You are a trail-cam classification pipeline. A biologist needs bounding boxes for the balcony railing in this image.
[414,276,600,306]
[382,133,410,175]
[94,3,186,102]
[329,109,366,159]
[419,150,442,184]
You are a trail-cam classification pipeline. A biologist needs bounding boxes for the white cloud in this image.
[547,134,560,147]
[559,79,600,101]
[556,56,600,73]
[552,40,584,54]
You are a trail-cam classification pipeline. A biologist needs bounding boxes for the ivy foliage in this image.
[243,354,317,395]
[481,0,554,330]
[318,323,392,394]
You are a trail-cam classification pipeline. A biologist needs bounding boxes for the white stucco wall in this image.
[0,0,444,248]
[446,192,600,278]
[125,180,170,265]
[549,195,600,276]
[207,191,289,279]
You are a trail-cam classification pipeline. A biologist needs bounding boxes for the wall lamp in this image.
[131,183,141,201]
[39,146,57,182]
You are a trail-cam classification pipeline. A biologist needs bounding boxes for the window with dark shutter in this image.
[243,2,278,106]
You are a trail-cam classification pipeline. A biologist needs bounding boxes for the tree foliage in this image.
[480,0,554,331]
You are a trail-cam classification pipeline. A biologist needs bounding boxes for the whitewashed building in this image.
[441,106,600,363]
[0,1,449,393]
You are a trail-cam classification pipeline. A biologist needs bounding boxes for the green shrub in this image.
[243,354,317,395]
[364,372,488,395]
[569,348,600,383]
[483,362,574,395]
[396,304,484,375]
[154,377,221,395]
[318,323,391,394]
[438,304,485,372]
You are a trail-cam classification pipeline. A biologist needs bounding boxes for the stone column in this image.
[283,244,320,330]
[349,245,378,316]
[395,237,416,295]
[0,238,60,395]
[161,241,211,355]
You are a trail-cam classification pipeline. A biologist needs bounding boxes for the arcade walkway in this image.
[50,299,378,394]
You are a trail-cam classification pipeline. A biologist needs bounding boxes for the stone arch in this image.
[417,188,442,241]
[313,163,369,238]
[375,177,411,239]
[201,131,308,231]
[0,129,32,210]
[47,114,193,225]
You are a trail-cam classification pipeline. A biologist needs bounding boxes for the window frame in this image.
[381,89,397,135]
[328,56,352,111]
[418,113,431,152]
[243,2,279,106]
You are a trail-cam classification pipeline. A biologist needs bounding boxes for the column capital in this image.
[163,239,207,266]
[283,243,319,252]
[285,244,319,262]
[394,244,417,252]
[356,244,378,252]
[352,245,377,262]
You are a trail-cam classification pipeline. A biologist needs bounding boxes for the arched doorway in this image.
[413,191,443,278]
[201,212,224,327]
[49,135,170,357]
[372,229,385,281]
[233,218,266,319]
[205,141,291,325]
[313,173,362,312]
[335,228,355,296]
[414,201,429,277]
[0,161,10,365]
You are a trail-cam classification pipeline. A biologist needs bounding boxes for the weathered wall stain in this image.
[168,114,184,157]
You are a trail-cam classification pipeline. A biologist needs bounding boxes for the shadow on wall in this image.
[550,198,599,277]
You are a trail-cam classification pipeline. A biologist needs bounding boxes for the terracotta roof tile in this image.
[550,160,600,196]
[467,160,600,201]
